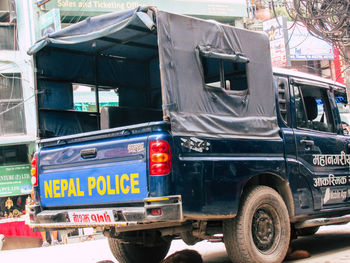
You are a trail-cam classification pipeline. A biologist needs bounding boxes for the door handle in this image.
[300,139,314,146]
[80,148,97,159]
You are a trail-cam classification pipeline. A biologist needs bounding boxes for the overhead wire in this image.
[68,0,89,24]
[285,0,350,61]
[335,65,350,83]
[270,1,313,56]
[0,92,42,116]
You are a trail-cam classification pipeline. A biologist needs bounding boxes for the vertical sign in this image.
[263,16,290,67]
[40,8,61,37]
[334,48,345,85]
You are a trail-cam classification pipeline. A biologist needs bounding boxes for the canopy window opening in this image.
[198,47,249,94]
[73,84,119,112]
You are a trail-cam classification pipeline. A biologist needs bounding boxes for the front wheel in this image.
[108,235,171,263]
[223,186,290,263]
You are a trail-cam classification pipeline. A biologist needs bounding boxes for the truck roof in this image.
[273,67,346,89]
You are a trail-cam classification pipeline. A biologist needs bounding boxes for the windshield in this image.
[336,95,350,124]
[335,92,350,135]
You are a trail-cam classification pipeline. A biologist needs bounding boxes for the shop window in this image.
[0,73,26,135]
[0,144,28,166]
[294,85,334,133]
[0,24,18,50]
[198,47,249,93]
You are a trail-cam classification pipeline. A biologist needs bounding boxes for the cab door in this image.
[292,80,350,210]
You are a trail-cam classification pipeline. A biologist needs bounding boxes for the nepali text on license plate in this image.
[68,210,114,224]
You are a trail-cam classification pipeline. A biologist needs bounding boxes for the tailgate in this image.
[37,135,149,207]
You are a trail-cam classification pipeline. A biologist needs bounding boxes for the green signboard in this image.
[44,0,247,19]
[40,8,61,37]
[0,165,32,197]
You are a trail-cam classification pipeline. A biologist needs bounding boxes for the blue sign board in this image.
[39,162,148,207]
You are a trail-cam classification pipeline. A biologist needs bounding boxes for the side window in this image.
[294,87,308,128]
[198,47,249,93]
[294,85,334,133]
[334,90,350,135]
[0,144,28,166]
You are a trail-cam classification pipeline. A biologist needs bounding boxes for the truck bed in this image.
[36,121,170,208]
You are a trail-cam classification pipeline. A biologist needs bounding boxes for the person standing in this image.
[41,231,59,247]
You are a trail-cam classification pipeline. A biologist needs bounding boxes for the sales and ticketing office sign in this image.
[43,0,247,18]
[0,165,32,197]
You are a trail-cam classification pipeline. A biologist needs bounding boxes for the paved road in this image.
[1,223,350,263]
[286,223,350,263]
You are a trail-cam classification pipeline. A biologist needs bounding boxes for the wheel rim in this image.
[252,204,280,253]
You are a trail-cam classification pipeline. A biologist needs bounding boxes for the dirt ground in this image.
[1,236,42,250]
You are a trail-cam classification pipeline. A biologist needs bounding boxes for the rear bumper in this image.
[27,195,183,230]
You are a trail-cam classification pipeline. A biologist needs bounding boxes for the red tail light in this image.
[150,140,171,175]
[31,155,38,186]
[150,208,162,216]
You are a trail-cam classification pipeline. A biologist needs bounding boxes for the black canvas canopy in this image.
[29,7,279,139]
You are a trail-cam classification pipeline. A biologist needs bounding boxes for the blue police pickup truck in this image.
[27,7,350,263]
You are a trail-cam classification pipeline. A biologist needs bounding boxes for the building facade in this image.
[0,0,37,216]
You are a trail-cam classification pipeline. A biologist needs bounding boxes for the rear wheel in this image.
[108,234,171,263]
[223,186,290,263]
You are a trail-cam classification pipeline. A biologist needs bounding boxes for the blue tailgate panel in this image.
[39,161,148,207]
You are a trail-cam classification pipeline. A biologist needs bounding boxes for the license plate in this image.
[68,210,114,224]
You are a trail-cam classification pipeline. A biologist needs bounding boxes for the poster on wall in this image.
[263,17,290,67]
[288,21,334,61]
[0,165,32,197]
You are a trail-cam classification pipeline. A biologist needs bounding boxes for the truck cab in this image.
[274,68,350,215]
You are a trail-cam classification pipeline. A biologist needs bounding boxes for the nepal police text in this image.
[43,174,140,198]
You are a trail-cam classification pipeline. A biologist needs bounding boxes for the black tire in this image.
[108,236,171,263]
[223,186,290,263]
[296,226,320,236]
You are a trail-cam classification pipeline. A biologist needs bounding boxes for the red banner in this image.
[333,48,345,85]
